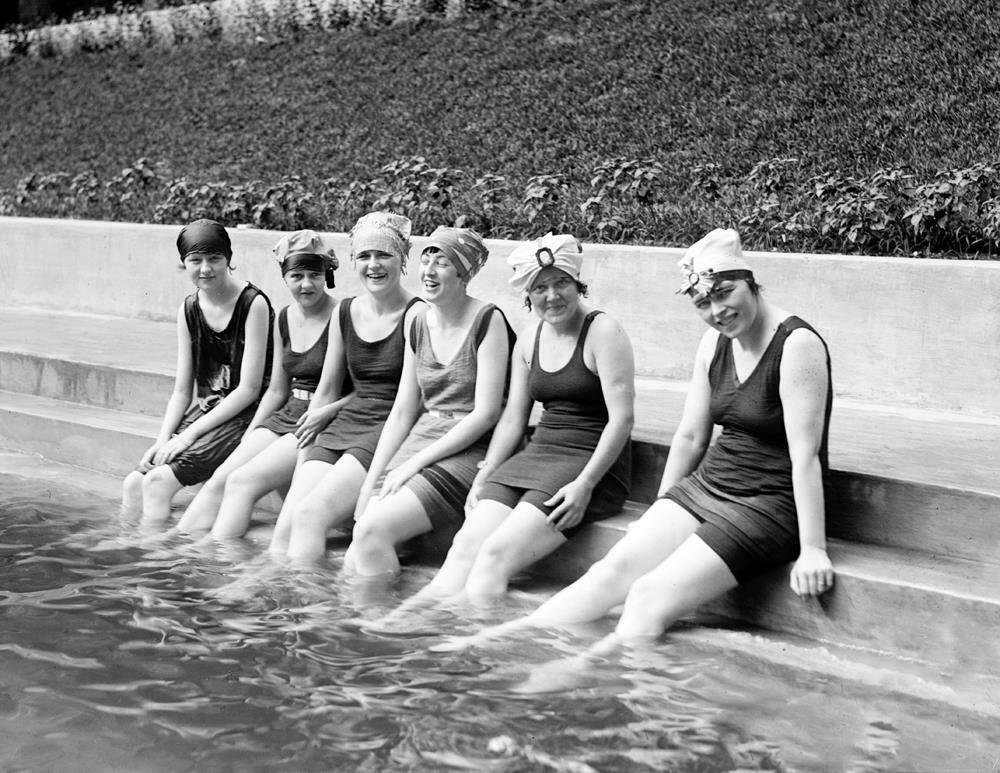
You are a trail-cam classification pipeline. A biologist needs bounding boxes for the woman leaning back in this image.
[442,228,834,652]
[122,219,273,524]
[268,212,423,561]
[394,233,635,609]
[175,230,344,537]
[344,227,515,579]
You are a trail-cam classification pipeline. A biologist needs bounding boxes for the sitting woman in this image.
[442,228,834,652]
[122,219,273,524]
[269,212,423,561]
[395,233,635,606]
[175,230,343,537]
[345,227,514,579]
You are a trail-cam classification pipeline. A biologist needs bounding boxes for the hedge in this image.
[2,0,999,255]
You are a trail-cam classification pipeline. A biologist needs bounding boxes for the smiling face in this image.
[182,251,230,288]
[528,266,581,324]
[418,248,463,304]
[691,278,760,338]
[354,249,403,294]
[284,268,326,309]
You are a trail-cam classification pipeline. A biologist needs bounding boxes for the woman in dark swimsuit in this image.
[269,212,423,562]
[394,233,635,608]
[176,230,342,537]
[438,228,833,653]
[122,219,272,525]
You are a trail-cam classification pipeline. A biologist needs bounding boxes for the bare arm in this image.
[381,310,513,497]
[142,302,195,470]
[547,315,636,530]
[780,327,833,597]
[245,312,291,433]
[295,303,350,447]
[655,329,717,496]
[466,327,535,507]
[355,339,424,517]
[159,295,270,464]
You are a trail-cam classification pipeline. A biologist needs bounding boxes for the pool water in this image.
[0,470,997,772]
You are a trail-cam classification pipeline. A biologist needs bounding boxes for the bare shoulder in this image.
[694,328,720,365]
[588,311,630,343]
[783,326,828,369]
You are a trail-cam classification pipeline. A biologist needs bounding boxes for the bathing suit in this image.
[665,316,833,582]
[258,305,331,436]
[168,283,274,487]
[479,310,631,536]
[385,304,513,529]
[305,296,423,469]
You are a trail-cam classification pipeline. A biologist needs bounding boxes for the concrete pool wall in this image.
[3,216,999,416]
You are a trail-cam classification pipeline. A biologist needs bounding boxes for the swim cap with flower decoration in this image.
[676,228,753,297]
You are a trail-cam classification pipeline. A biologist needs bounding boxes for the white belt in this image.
[291,388,314,401]
[427,408,471,420]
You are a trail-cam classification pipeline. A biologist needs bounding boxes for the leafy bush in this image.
[3,0,1000,257]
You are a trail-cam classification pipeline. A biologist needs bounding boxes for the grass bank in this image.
[2,0,999,254]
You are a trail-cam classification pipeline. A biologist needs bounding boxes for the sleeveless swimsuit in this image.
[258,305,331,435]
[167,283,274,486]
[383,303,513,528]
[481,310,632,534]
[306,296,423,469]
[666,316,833,582]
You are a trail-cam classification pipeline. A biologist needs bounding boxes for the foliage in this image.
[2,0,1000,256]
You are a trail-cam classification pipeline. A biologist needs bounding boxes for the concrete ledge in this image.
[4,216,1000,416]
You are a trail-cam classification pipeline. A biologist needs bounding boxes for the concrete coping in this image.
[2,216,998,417]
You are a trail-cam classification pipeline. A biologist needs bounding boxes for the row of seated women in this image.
[121,212,834,645]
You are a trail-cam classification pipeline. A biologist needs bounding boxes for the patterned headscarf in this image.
[422,226,489,282]
[350,212,412,263]
[176,219,232,263]
[272,230,339,288]
[507,233,583,293]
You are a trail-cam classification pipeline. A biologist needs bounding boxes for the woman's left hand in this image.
[380,461,421,499]
[153,432,195,465]
[790,546,835,597]
[543,478,594,532]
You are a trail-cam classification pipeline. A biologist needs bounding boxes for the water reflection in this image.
[0,471,996,771]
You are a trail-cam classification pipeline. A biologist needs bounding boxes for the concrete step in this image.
[0,307,174,417]
[0,388,158,475]
[536,509,1000,679]
[5,307,1000,564]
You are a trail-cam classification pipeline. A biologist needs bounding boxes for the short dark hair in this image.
[524,280,589,311]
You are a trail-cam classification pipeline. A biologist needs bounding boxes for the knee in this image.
[142,466,176,495]
[290,495,325,529]
[351,514,385,547]
[446,525,485,566]
[225,466,256,495]
[626,573,660,606]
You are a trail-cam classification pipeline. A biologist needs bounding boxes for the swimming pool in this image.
[0,467,996,771]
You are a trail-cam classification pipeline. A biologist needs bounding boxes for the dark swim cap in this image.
[176,219,232,263]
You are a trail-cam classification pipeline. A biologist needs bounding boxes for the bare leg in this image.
[210,432,300,538]
[347,487,433,577]
[177,428,279,533]
[122,470,144,512]
[285,454,367,562]
[614,533,737,639]
[531,500,700,624]
[463,503,568,603]
[139,465,184,525]
[269,456,330,555]
[418,500,514,598]
[431,500,699,653]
